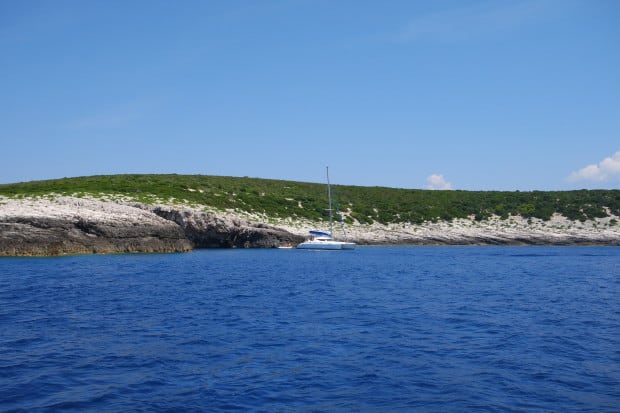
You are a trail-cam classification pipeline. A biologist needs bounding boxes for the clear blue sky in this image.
[1,0,619,190]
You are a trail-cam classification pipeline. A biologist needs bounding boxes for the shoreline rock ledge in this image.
[1,196,619,256]
[0,197,192,256]
[0,197,303,256]
[147,205,304,249]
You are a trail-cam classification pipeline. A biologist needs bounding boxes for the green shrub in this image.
[1,174,619,225]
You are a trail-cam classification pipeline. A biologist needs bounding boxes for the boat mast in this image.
[326,166,334,236]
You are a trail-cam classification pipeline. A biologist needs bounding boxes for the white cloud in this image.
[568,151,620,182]
[427,174,453,190]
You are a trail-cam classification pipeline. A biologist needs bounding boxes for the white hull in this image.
[296,240,356,250]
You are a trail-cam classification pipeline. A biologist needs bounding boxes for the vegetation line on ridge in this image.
[1,174,619,225]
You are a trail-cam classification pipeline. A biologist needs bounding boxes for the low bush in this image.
[1,174,619,224]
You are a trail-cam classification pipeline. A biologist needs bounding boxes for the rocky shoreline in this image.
[0,197,303,256]
[1,196,618,256]
[277,213,620,246]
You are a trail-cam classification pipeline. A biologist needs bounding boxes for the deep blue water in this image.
[1,246,619,412]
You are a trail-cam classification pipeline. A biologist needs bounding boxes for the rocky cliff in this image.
[0,196,618,256]
[0,197,193,256]
[147,205,304,248]
[0,197,303,256]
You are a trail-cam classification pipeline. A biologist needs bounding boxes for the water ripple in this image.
[0,247,618,412]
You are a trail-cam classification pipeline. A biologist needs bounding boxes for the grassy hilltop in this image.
[1,174,619,225]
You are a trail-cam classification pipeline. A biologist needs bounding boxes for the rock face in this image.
[1,196,618,256]
[277,214,620,246]
[0,217,192,256]
[0,197,304,256]
[0,198,193,256]
[149,206,305,248]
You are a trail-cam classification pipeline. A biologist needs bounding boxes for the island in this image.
[1,174,618,256]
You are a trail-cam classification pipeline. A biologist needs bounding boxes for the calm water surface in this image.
[1,246,619,412]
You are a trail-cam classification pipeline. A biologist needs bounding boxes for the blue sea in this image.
[1,246,618,412]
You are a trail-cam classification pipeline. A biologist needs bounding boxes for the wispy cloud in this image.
[67,98,161,130]
[568,151,620,183]
[69,111,141,130]
[394,0,566,43]
[427,174,453,190]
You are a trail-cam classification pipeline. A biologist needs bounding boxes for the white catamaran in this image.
[296,167,356,250]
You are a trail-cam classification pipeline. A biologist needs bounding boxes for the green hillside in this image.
[1,174,619,224]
